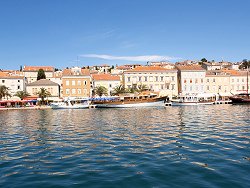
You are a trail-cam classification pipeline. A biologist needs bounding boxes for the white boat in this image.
[171,93,215,106]
[51,98,91,109]
[92,93,167,108]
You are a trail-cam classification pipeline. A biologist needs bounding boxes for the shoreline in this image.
[0,106,52,111]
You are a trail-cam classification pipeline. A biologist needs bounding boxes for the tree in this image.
[239,59,250,69]
[0,85,11,100]
[112,85,126,95]
[36,88,51,105]
[137,84,148,92]
[37,69,46,80]
[14,91,30,100]
[93,86,108,97]
[201,58,208,62]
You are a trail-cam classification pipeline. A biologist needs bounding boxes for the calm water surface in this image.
[0,105,249,187]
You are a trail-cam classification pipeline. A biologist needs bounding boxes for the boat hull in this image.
[51,104,90,109]
[171,101,214,106]
[95,100,165,108]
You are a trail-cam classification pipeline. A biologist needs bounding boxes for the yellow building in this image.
[123,66,178,98]
[62,67,91,98]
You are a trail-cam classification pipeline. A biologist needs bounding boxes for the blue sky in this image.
[0,0,249,70]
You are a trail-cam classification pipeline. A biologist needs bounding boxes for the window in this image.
[138,76,142,81]
[84,81,87,85]
[2,80,5,83]
[195,79,198,83]
[72,89,76,94]
[171,84,175,90]
[190,79,192,83]
[161,84,164,89]
[66,89,70,94]
[128,77,131,82]
[72,81,75,86]
[18,80,20,83]
[207,86,210,90]
[207,79,209,83]
[66,80,69,86]
[184,79,187,83]
[232,79,234,83]
[78,81,81,86]
[78,89,81,94]
[171,76,175,81]
[155,76,158,82]
[201,79,203,83]
[17,85,20,89]
[160,76,164,81]
[213,78,215,83]
[145,76,148,81]
[109,84,112,88]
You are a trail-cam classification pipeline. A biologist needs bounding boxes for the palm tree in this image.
[0,85,11,100]
[14,91,30,100]
[36,88,51,105]
[137,84,149,92]
[93,86,108,97]
[112,85,126,95]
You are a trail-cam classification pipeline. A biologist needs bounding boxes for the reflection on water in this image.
[0,105,249,187]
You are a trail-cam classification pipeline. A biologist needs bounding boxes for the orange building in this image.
[62,67,91,98]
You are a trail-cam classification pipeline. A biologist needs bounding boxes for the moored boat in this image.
[92,92,167,108]
[171,93,215,106]
[229,93,250,104]
[51,98,91,109]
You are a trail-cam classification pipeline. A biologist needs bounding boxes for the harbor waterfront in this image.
[0,105,249,187]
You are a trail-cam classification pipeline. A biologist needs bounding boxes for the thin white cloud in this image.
[80,54,181,62]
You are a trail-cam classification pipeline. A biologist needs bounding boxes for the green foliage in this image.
[14,91,30,100]
[112,85,126,95]
[201,58,208,62]
[36,88,51,104]
[93,86,108,97]
[37,69,46,80]
[137,84,148,92]
[239,59,250,69]
[0,85,11,100]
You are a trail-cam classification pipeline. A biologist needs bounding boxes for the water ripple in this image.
[0,105,249,187]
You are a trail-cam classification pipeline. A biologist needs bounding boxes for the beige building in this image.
[26,79,60,100]
[62,67,91,98]
[92,74,121,96]
[23,66,54,83]
[123,66,178,98]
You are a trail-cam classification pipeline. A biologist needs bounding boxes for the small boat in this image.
[51,98,91,109]
[171,93,215,106]
[92,92,167,108]
[229,93,250,104]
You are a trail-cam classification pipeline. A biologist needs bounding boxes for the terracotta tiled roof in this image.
[0,71,24,79]
[125,66,175,72]
[92,74,120,81]
[26,79,59,86]
[23,66,54,72]
[221,69,248,76]
[62,68,90,76]
[176,65,205,71]
[116,66,131,70]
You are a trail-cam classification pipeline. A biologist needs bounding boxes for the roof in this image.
[26,79,59,86]
[176,65,205,71]
[125,66,175,72]
[0,71,24,79]
[62,68,90,76]
[23,66,54,72]
[92,74,120,81]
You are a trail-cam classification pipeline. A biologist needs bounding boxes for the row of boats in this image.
[50,92,250,109]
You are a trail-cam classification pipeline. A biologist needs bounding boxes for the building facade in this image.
[0,71,25,98]
[92,74,121,96]
[176,65,206,95]
[123,66,178,98]
[23,66,54,83]
[62,67,91,98]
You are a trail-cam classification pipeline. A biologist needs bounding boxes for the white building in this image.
[176,65,206,95]
[23,66,54,83]
[0,71,25,98]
